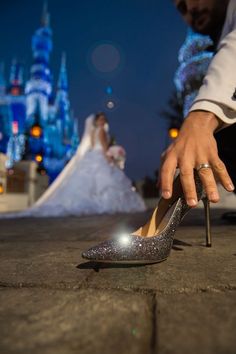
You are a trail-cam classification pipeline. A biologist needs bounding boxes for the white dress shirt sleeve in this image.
[189,0,236,125]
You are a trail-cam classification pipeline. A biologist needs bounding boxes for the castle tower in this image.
[0,3,79,180]
[55,53,72,142]
[8,59,26,135]
[5,59,26,168]
[25,2,53,128]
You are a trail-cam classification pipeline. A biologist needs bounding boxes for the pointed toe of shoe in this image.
[81,250,90,260]
[82,248,98,261]
[82,242,110,261]
[82,239,126,262]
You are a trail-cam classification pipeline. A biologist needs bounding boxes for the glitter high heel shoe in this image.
[82,173,211,264]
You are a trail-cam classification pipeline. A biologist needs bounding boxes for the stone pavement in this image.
[0,208,235,354]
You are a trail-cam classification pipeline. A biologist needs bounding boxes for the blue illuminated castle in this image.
[0,3,79,182]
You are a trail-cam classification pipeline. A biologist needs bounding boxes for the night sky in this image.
[0,0,187,180]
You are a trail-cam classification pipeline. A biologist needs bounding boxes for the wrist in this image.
[187,110,220,132]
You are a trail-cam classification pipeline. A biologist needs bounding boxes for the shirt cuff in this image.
[189,100,236,125]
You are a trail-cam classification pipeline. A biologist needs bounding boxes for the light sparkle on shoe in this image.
[118,233,131,246]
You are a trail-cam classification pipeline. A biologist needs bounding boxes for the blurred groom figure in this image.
[162,0,236,221]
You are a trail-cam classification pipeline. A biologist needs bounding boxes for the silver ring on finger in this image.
[196,163,212,172]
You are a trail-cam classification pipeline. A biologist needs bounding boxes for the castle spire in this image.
[56,52,69,109]
[41,1,50,27]
[57,52,68,91]
[9,59,24,96]
[9,59,23,85]
[55,52,71,141]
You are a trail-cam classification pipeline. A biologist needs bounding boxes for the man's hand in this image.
[160,111,235,206]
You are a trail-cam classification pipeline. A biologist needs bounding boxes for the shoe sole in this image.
[83,257,167,265]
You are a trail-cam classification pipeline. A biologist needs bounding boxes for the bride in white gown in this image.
[1,113,146,217]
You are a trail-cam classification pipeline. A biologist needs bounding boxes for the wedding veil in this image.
[33,114,95,207]
[76,114,95,158]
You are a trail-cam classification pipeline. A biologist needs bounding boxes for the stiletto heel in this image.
[203,198,212,247]
[82,172,205,264]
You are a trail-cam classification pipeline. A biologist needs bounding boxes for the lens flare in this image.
[118,233,131,246]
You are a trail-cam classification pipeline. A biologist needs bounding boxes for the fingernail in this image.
[209,192,219,202]
[227,183,235,191]
[162,191,171,199]
[187,199,197,207]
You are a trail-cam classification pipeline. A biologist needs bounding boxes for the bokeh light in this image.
[168,128,179,139]
[30,125,42,138]
[91,43,121,73]
[106,100,115,110]
[106,86,113,95]
[35,154,43,163]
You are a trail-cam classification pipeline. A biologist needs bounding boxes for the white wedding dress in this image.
[1,116,146,217]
